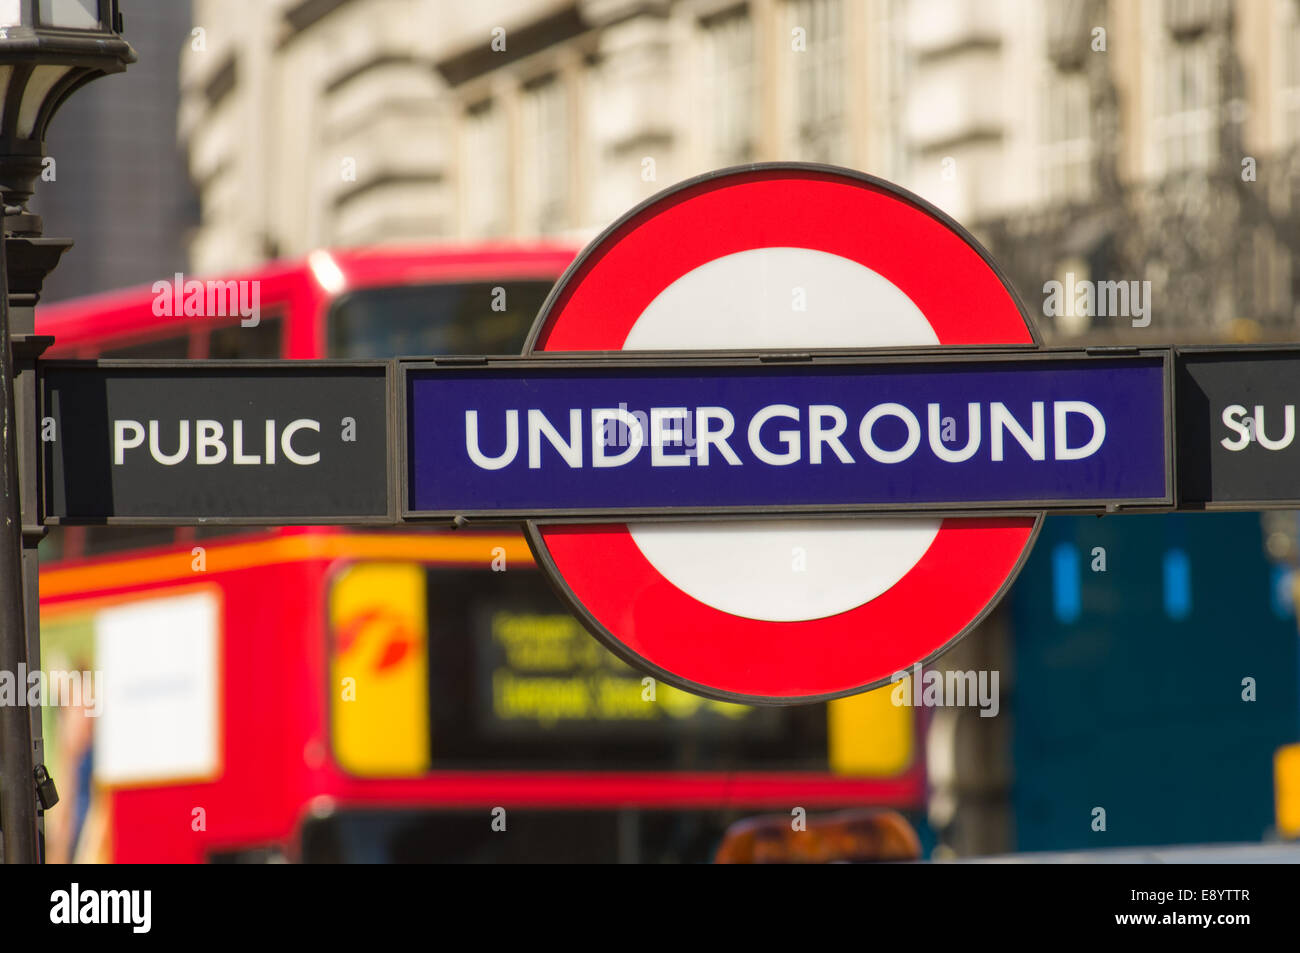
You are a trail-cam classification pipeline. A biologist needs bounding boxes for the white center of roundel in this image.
[623,246,943,622]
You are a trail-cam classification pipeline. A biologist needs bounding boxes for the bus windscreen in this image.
[327,281,554,358]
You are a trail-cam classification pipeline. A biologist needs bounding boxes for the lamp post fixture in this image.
[0,0,132,864]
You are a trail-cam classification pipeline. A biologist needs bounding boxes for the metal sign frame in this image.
[39,358,399,526]
[509,160,1052,706]
[399,345,1176,524]
[44,345,1300,526]
[1175,343,1300,512]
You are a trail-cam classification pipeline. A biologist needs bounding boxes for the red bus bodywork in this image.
[39,244,576,359]
[35,245,926,863]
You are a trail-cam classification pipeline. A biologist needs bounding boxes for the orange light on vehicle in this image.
[1277,743,1300,839]
[713,808,922,864]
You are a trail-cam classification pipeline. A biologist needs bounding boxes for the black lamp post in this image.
[0,0,132,864]
[0,0,135,229]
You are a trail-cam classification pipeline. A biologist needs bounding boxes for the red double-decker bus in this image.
[35,244,924,863]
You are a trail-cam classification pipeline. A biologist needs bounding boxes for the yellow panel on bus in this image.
[827,679,914,777]
[329,563,430,776]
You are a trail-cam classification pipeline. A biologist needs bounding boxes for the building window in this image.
[1281,6,1300,146]
[787,0,846,164]
[867,0,906,180]
[1154,38,1218,173]
[699,7,756,166]
[1041,70,1092,202]
[520,75,569,235]
[463,99,508,237]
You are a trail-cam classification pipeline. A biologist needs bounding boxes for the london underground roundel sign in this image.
[522,163,1042,704]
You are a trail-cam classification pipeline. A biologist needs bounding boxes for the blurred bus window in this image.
[207,316,282,358]
[101,335,190,359]
[327,281,553,358]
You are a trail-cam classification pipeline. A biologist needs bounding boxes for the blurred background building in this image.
[35,0,196,302]
[178,0,1300,344]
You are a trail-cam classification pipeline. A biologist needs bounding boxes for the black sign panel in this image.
[42,362,392,523]
[1177,348,1300,507]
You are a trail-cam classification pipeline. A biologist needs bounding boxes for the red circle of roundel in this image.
[524,164,1040,704]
